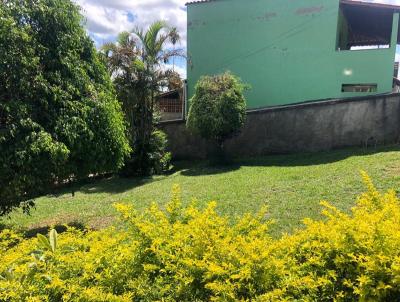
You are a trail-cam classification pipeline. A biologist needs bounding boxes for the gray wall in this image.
[159,112,183,122]
[160,94,400,160]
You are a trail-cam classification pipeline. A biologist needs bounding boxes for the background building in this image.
[186,0,400,109]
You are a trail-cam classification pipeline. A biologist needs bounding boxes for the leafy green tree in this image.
[102,21,183,176]
[187,72,247,160]
[0,0,130,215]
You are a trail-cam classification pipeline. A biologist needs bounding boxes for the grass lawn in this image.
[2,145,400,237]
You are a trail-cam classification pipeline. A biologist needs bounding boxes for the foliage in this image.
[2,175,400,301]
[186,72,247,151]
[120,130,172,177]
[0,0,130,215]
[101,21,183,176]
[163,70,184,91]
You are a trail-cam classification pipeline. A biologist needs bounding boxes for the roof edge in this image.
[185,0,216,6]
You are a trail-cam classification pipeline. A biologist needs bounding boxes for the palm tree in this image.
[102,31,137,77]
[102,32,139,139]
[101,21,184,176]
[169,27,180,72]
[132,21,181,107]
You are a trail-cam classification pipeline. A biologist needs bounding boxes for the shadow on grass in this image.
[49,175,166,197]
[80,177,155,194]
[244,145,400,167]
[23,222,86,239]
[180,145,400,177]
[179,162,241,176]
[46,145,399,193]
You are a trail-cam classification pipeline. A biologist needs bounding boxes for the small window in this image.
[342,84,378,93]
[337,3,393,51]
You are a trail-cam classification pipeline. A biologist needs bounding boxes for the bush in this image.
[120,130,172,177]
[186,72,247,160]
[1,174,400,301]
[0,0,130,214]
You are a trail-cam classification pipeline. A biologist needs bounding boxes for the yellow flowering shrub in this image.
[1,174,400,301]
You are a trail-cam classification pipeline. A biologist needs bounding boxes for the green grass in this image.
[2,145,400,237]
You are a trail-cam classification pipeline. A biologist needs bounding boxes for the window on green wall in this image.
[337,3,394,51]
[342,84,378,93]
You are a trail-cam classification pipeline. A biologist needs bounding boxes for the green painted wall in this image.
[187,0,399,109]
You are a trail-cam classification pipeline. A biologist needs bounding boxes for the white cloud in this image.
[73,0,188,77]
[74,0,187,48]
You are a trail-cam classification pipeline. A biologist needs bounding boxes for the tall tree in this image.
[169,27,180,72]
[0,0,130,215]
[102,21,183,176]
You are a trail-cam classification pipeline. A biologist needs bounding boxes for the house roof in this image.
[185,0,215,5]
[156,88,182,99]
[186,0,400,10]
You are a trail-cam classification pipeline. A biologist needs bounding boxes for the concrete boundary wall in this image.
[159,94,400,159]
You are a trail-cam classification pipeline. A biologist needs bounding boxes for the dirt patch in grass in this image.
[26,214,116,235]
[88,215,116,230]
[384,164,400,177]
[24,214,85,237]
[28,213,80,229]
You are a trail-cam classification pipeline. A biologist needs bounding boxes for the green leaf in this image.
[37,234,52,252]
[49,229,58,253]
[2,269,14,281]
[132,59,145,71]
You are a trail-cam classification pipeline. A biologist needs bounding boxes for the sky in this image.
[73,0,188,78]
[73,0,400,79]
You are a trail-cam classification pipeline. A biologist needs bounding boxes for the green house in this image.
[186,0,400,109]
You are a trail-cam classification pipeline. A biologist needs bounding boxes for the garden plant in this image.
[2,174,400,301]
[187,72,247,162]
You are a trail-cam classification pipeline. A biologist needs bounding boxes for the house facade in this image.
[186,0,400,109]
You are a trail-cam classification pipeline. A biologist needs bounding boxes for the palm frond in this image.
[169,27,180,45]
[143,21,168,59]
[156,49,186,64]
[117,31,131,47]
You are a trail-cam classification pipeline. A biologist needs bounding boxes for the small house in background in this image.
[156,88,185,122]
[186,0,400,109]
